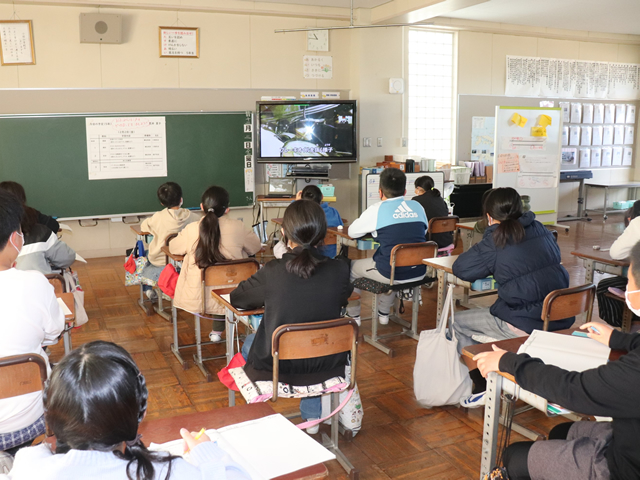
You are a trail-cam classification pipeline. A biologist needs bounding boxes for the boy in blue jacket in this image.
[300,185,343,258]
[346,168,428,325]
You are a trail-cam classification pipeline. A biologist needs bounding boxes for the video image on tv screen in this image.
[259,103,355,158]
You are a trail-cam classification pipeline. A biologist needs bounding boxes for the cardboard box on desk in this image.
[486,165,493,183]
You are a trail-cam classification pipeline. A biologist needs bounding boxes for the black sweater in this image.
[412,192,453,248]
[499,329,640,480]
[230,249,353,385]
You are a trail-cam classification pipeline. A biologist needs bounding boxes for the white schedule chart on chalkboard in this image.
[86,117,168,181]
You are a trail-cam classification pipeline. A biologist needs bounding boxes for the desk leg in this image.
[436,269,446,322]
[584,185,589,216]
[226,308,236,407]
[480,372,502,480]
[603,187,609,222]
[63,329,72,354]
[584,258,595,284]
[577,179,585,218]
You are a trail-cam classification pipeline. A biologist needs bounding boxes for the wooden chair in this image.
[353,241,438,356]
[428,215,459,256]
[0,353,48,448]
[541,283,595,331]
[45,273,66,295]
[549,230,558,243]
[271,317,359,479]
[603,291,634,332]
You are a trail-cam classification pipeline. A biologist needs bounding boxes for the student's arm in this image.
[140,216,152,233]
[169,224,192,255]
[451,238,495,281]
[230,266,269,310]
[38,211,59,233]
[45,234,76,269]
[41,279,65,345]
[242,229,262,256]
[174,441,250,479]
[610,216,640,260]
[609,327,640,352]
[348,203,379,239]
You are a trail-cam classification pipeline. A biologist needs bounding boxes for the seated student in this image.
[0,182,59,233]
[596,200,640,326]
[452,187,569,407]
[140,182,200,293]
[7,340,249,479]
[346,168,428,326]
[473,239,640,480]
[170,186,261,342]
[273,185,343,259]
[412,175,452,249]
[231,200,353,432]
[0,191,64,458]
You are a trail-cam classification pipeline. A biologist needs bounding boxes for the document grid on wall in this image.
[86,117,168,181]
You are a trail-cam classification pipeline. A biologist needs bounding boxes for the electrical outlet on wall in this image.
[402,137,408,147]
[363,137,372,147]
[377,137,383,147]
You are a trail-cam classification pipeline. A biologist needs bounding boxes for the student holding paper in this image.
[7,341,250,480]
[473,239,640,480]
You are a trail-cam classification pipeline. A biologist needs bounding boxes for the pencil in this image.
[184,427,206,455]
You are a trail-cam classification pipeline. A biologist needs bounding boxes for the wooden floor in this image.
[48,214,626,479]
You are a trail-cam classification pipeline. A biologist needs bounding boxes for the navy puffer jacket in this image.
[452,211,571,333]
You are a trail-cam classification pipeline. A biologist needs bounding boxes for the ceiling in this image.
[250,0,391,9]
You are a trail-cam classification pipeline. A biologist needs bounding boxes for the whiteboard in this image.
[360,170,445,212]
[493,107,563,225]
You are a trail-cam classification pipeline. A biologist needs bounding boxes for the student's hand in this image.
[472,345,507,378]
[295,190,303,201]
[180,428,211,452]
[579,322,614,347]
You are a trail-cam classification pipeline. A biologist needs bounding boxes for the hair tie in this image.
[125,434,142,448]
[302,244,313,250]
[207,208,214,213]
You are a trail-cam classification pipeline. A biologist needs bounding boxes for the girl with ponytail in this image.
[412,176,452,248]
[170,186,261,342]
[7,341,248,480]
[230,200,353,428]
[451,187,570,407]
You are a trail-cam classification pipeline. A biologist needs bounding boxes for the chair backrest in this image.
[201,259,261,313]
[428,215,459,236]
[164,233,178,263]
[389,242,438,285]
[541,283,596,331]
[0,354,48,400]
[271,317,359,401]
[45,273,66,295]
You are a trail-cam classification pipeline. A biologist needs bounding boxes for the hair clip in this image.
[125,433,142,447]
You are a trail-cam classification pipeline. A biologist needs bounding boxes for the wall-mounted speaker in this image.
[80,13,122,44]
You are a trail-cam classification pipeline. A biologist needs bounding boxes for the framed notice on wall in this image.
[0,20,35,65]
[159,26,199,58]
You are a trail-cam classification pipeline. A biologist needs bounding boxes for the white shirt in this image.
[0,269,64,433]
[610,216,640,260]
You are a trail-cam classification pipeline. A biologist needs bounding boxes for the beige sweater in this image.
[141,208,200,267]
[170,216,262,315]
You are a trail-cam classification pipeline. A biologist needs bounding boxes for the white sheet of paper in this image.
[593,103,605,124]
[623,147,633,166]
[582,103,594,123]
[559,102,570,123]
[562,126,569,146]
[570,103,582,123]
[602,147,613,167]
[75,253,88,264]
[591,148,602,167]
[604,104,615,124]
[613,147,623,166]
[579,148,591,168]
[626,104,636,124]
[592,126,603,146]
[517,174,557,189]
[614,125,625,145]
[518,154,555,173]
[580,126,592,146]
[58,223,73,232]
[57,297,72,316]
[624,126,635,145]
[615,104,627,124]
[561,148,577,165]
[603,126,614,145]
[569,126,581,146]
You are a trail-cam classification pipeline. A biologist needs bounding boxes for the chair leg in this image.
[193,315,213,382]
[153,288,171,322]
[321,392,359,479]
[137,283,153,316]
[404,286,420,341]
[621,307,633,333]
[389,293,411,329]
[364,294,394,356]
[170,305,189,369]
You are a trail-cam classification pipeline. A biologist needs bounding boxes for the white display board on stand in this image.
[493,107,563,225]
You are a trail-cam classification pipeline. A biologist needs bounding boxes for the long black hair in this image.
[625,200,640,227]
[282,200,327,279]
[0,181,39,235]
[44,341,176,480]
[414,176,441,197]
[195,186,228,269]
[483,187,525,249]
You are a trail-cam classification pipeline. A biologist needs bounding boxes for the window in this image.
[407,29,455,163]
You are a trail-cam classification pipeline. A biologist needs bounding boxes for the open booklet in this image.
[517,330,611,373]
[56,297,73,316]
[148,413,335,479]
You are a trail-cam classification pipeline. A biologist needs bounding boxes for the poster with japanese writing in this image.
[86,117,167,180]
[159,27,199,58]
[303,55,333,79]
[0,20,35,65]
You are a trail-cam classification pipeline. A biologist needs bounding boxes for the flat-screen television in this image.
[256,100,357,163]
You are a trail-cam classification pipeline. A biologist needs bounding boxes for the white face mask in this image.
[624,289,640,316]
[10,231,23,255]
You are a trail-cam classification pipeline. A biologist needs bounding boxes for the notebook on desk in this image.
[149,413,334,479]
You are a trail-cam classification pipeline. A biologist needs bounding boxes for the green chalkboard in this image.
[0,112,253,218]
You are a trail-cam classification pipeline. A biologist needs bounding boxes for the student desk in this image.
[160,245,184,268]
[570,248,629,284]
[130,224,150,242]
[584,182,640,221]
[140,402,329,480]
[462,332,623,480]
[58,292,75,354]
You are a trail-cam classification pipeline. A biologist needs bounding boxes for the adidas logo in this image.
[393,201,419,219]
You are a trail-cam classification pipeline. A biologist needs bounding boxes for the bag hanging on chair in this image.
[413,284,472,407]
[124,240,148,287]
[63,269,89,327]
[158,264,179,298]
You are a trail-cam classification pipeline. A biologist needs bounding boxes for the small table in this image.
[570,248,629,284]
[58,292,75,354]
[160,245,184,268]
[138,403,328,480]
[584,182,640,221]
[456,221,478,252]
